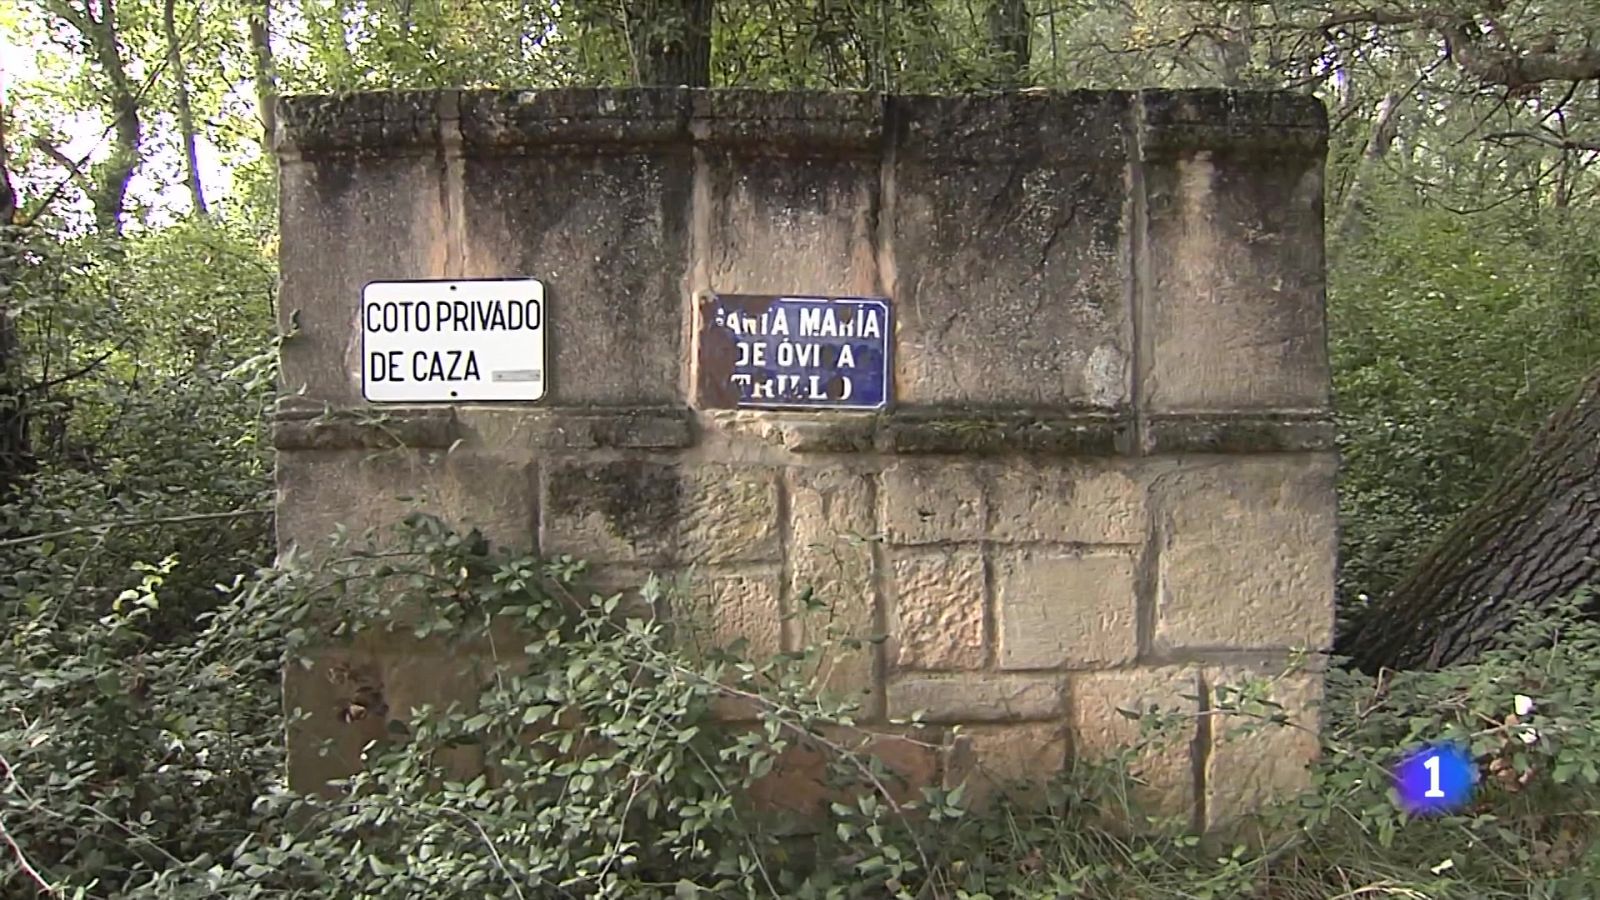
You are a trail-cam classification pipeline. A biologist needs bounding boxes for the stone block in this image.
[879,461,985,545]
[577,565,670,621]
[1154,456,1337,650]
[285,648,485,794]
[889,548,986,671]
[786,467,880,710]
[692,90,882,157]
[679,465,782,564]
[1203,665,1322,830]
[884,411,1129,456]
[541,462,779,566]
[1140,152,1328,413]
[272,407,458,451]
[278,155,447,406]
[890,93,1132,410]
[987,462,1146,544]
[1070,667,1200,820]
[677,569,783,661]
[945,722,1070,808]
[1135,89,1327,161]
[747,727,943,822]
[454,408,695,452]
[701,153,883,298]
[459,149,689,406]
[887,674,1063,723]
[995,549,1137,670]
[542,460,681,564]
[275,450,536,557]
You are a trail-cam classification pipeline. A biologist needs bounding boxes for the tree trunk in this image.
[629,0,714,87]
[0,106,28,509]
[248,0,278,148]
[985,0,1030,87]
[163,0,207,216]
[1337,365,1600,672]
[49,0,144,232]
[1331,90,1402,259]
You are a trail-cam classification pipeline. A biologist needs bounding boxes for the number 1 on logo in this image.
[1423,754,1445,798]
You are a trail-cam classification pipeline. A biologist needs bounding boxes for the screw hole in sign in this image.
[1393,741,1475,815]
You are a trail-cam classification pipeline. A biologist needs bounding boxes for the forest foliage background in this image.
[4,0,1600,897]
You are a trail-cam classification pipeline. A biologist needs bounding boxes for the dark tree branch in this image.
[1439,20,1600,86]
[163,0,207,215]
[1483,129,1600,153]
[34,139,96,194]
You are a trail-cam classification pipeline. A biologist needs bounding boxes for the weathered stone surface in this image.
[273,407,458,451]
[884,411,1129,456]
[693,143,885,408]
[460,151,688,406]
[700,155,882,297]
[1140,152,1328,413]
[879,461,985,545]
[988,462,1146,544]
[887,674,1064,723]
[692,90,882,156]
[708,410,1130,455]
[891,93,1132,410]
[680,465,782,564]
[276,91,443,155]
[747,727,943,823]
[1137,89,1328,159]
[677,569,783,661]
[541,462,779,565]
[945,722,1069,807]
[1142,413,1337,455]
[275,88,1336,825]
[278,154,446,406]
[1154,456,1337,650]
[459,88,690,149]
[285,648,485,794]
[1070,667,1199,820]
[571,564,667,621]
[786,467,880,711]
[995,549,1138,670]
[542,460,681,564]
[454,408,695,451]
[275,450,535,556]
[1204,665,1322,830]
[889,548,986,671]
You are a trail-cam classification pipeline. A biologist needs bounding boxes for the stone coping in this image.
[272,404,1334,455]
[275,88,1326,160]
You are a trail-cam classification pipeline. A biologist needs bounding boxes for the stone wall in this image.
[273,88,1335,831]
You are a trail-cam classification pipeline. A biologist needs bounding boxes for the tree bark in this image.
[629,0,714,87]
[49,0,144,233]
[985,0,1030,88]
[248,0,278,148]
[0,105,28,508]
[163,0,207,216]
[1332,90,1402,257]
[1337,365,1600,672]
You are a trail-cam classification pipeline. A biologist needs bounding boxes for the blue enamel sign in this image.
[697,294,892,411]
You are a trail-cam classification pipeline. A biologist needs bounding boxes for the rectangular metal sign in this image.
[361,278,546,403]
[698,294,891,410]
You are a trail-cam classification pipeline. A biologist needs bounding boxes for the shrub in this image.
[1330,197,1600,613]
[5,516,1600,898]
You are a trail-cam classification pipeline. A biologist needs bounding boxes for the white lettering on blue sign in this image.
[705,295,892,410]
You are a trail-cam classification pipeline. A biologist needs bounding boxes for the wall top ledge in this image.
[273,87,1326,159]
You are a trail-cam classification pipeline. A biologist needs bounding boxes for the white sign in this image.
[361,278,546,403]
